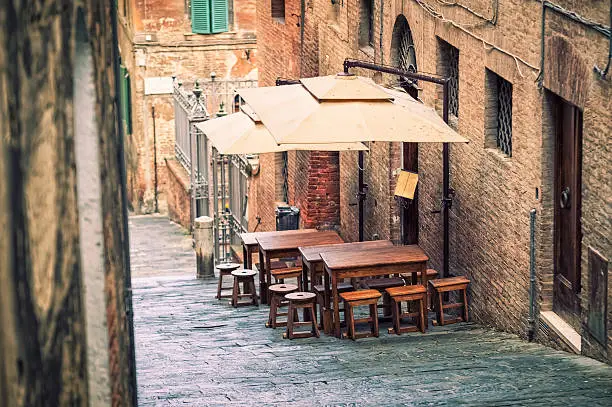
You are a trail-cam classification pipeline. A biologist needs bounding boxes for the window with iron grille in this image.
[485,69,513,157]
[437,39,459,119]
[359,0,374,48]
[271,0,285,22]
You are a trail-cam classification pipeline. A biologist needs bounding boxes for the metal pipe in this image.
[344,59,447,84]
[528,209,537,341]
[110,0,138,403]
[300,0,305,77]
[358,150,365,242]
[220,154,227,261]
[152,106,158,213]
[442,81,450,278]
[594,0,612,79]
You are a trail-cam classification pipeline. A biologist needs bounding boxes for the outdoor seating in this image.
[340,289,381,340]
[230,269,258,308]
[429,276,470,326]
[266,283,299,328]
[313,282,353,331]
[283,292,320,339]
[271,267,304,290]
[360,276,405,316]
[216,262,241,300]
[386,285,427,334]
[403,268,439,309]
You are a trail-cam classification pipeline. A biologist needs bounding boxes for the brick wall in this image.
[165,158,192,229]
[258,0,611,363]
[118,0,258,214]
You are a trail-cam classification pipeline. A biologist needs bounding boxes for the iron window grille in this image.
[496,76,513,156]
[448,45,459,118]
[359,0,374,48]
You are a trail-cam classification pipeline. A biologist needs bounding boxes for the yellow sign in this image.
[394,171,418,200]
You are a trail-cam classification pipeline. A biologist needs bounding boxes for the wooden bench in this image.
[429,276,470,326]
[283,292,320,339]
[271,267,304,290]
[340,289,382,340]
[385,285,427,334]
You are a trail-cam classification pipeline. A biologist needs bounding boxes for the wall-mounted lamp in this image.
[290,13,301,27]
[244,49,251,61]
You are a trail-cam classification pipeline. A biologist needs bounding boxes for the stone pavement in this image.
[130,215,612,406]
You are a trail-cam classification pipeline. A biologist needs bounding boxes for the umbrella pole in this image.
[442,83,450,279]
[358,150,365,242]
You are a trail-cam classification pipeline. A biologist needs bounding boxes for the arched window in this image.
[390,15,418,98]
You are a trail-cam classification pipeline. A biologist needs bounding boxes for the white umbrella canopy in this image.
[194,108,368,155]
[237,74,469,145]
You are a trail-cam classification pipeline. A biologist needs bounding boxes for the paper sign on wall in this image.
[394,171,419,200]
[144,77,174,95]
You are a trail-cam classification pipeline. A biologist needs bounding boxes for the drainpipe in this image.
[528,209,537,341]
[152,106,158,213]
[379,0,384,64]
[300,0,305,77]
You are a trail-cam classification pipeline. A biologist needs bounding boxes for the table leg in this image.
[323,271,331,334]
[265,253,272,305]
[302,262,309,292]
[332,274,340,338]
[243,245,248,269]
[258,249,268,304]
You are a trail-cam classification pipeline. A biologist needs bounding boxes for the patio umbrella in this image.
[194,107,368,155]
[237,74,469,145]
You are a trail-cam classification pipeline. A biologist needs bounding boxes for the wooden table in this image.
[299,240,393,292]
[257,231,344,304]
[240,229,315,269]
[321,245,429,338]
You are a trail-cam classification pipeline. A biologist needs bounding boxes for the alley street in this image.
[131,215,612,406]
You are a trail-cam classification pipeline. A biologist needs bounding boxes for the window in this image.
[437,39,459,119]
[119,65,132,134]
[271,0,285,22]
[191,0,228,34]
[359,0,374,48]
[275,152,288,203]
[485,69,513,157]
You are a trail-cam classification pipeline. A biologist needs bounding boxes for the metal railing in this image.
[173,77,256,262]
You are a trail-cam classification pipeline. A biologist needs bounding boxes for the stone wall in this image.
[0,0,136,405]
[118,0,258,214]
[256,0,612,363]
[166,158,192,229]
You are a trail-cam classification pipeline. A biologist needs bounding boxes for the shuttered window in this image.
[119,65,132,135]
[271,0,285,22]
[191,0,228,34]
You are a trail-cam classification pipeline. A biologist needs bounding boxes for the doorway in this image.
[551,93,583,328]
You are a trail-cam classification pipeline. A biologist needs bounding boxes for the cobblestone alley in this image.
[131,215,612,406]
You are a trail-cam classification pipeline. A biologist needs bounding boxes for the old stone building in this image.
[254,0,611,364]
[1,1,136,405]
[117,0,258,213]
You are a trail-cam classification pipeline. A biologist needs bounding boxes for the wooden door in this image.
[401,142,418,244]
[553,95,582,324]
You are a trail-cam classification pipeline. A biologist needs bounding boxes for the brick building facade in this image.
[118,0,258,213]
[255,0,611,364]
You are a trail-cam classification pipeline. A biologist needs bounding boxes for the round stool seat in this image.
[268,283,298,294]
[285,292,316,302]
[231,269,257,278]
[217,262,241,271]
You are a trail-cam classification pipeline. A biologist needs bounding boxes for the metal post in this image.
[442,81,450,278]
[152,106,158,213]
[358,150,365,242]
[220,154,227,261]
[528,209,537,341]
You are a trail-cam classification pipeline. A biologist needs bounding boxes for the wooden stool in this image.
[267,283,298,328]
[402,269,439,309]
[230,269,258,308]
[216,263,241,299]
[360,276,405,316]
[283,292,320,339]
[340,289,382,340]
[313,282,353,332]
[271,267,303,290]
[385,285,427,334]
[429,276,470,326]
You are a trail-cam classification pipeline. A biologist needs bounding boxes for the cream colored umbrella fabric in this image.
[237,74,469,145]
[194,110,368,155]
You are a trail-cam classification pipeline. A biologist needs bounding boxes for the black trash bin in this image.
[276,206,300,231]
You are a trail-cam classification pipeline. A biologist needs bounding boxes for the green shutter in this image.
[191,0,211,34]
[211,0,228,33]
[120,65,132,135]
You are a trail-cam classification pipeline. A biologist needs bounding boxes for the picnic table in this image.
[321,245,429,338]
[299,240,393,292]
[240,229,316,269]
[257,231,344,304]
